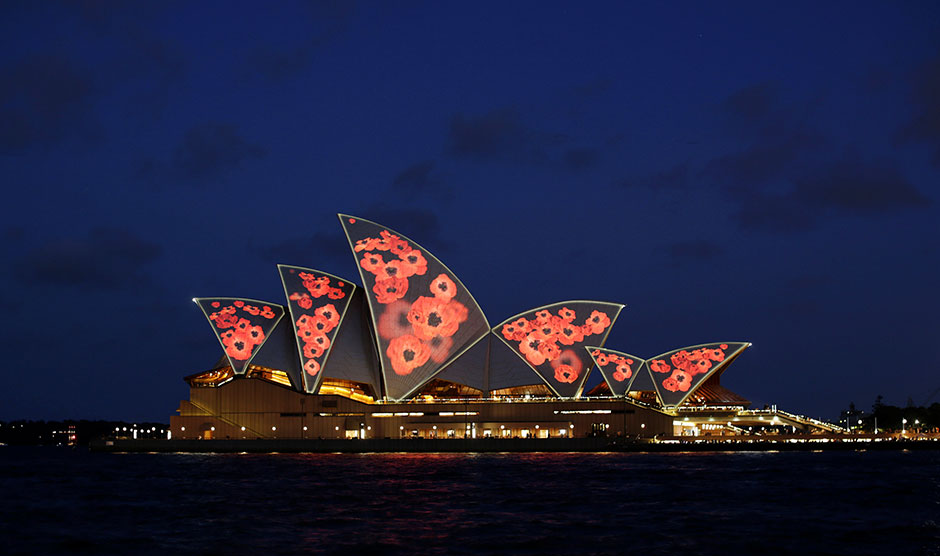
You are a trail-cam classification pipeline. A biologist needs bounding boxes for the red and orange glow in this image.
[586,347,644,397]
[341,215,489,401]
[496,302,623,398]
[195,298,284,375]
[646,342,748,407]
[278,266,356,394]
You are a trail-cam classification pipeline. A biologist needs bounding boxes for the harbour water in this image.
[1,447,938,555]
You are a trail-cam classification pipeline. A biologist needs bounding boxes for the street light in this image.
[902,418,907,434]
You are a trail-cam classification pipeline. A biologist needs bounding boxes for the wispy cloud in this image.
[16,228,162,290]
[173,122,266,180]
[896,53,940,166]
[0,54,97,152]
[448,108,567,163]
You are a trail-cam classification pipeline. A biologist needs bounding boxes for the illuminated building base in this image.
[170,375,675,440]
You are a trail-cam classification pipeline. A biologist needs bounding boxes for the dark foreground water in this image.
[1,447,938,555]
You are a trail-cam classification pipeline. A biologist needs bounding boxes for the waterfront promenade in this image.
[91,434,940,453]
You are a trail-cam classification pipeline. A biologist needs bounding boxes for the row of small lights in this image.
[176,423,605,434]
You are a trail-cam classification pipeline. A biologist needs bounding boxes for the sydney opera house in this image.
[171,215,761,441]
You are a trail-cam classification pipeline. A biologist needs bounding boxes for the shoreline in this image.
[89,436,940,454]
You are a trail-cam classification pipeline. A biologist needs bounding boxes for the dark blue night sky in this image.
[2,1,938,422]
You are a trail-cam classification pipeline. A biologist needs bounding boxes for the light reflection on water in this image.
[0,448,938,555]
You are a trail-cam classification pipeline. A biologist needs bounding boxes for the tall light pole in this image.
[902,418,907,434]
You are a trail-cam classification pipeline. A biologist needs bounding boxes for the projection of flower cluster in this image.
[647,342,747,406]
[586,347,645,397]
[195,298,284,375]
[278,265,354,393]
[341,215,488,401]
[497,302,622,398]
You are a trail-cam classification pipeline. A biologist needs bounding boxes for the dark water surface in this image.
[1,447,938,555]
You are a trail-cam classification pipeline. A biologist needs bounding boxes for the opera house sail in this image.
[172,214,762,441]
[339,215,490,402]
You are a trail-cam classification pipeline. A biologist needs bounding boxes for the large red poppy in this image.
[614,360,632,381]
[246,325,265,344]
[372,235,392,252]
[538,340,561,362]
[376,300,413,340]
[375,259,407,281]
[534,310,553,325]
[306,280,330,298]
[531,317,561,342]
[519,333,547,366]
[310,314,335,334]
[557,322,585,345]
[704,347,726,362]
[297,326,318,344]
[662,377,679,392]
[407,296,467,340]
[398,249,428,277]
[360,253,385,275]
[689,358,712,375]
[353,237,377,252]
[295,314,315,331]
[557,307,576,323]
[510,318,531,336]
[302,333,330,358]
[386,334,431,375]
[374,277,408,304]
[219,329,237,346]
[671,350,691,372]
[212,311,238,329]
[501,322,524,342]
[309,332,330,351]
[430,273,457,301]
[650,359,672,374]
[224,331,253,360]
[551,349,584,376]
[374,230,405,253]
[670,369,692,392]
[314,303,341,329]
[554,364,578,384]
[585,310,611,335]
[388,236,410,257]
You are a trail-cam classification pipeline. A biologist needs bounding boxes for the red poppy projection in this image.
[646,342,749,407]
[340,215,489,401]
[585,346,645,397]
[278,265,355,394]
[194,298,285,375]
[495,302,623,398]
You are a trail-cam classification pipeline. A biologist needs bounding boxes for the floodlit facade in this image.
[172,215,758,440]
